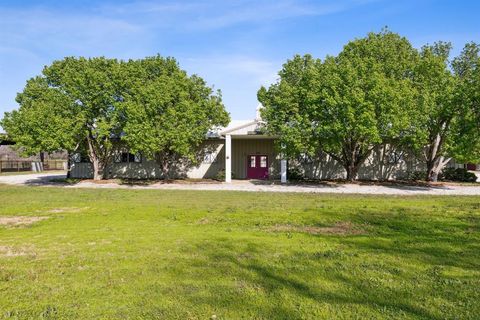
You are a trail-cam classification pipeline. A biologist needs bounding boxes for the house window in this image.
[134,153,142,163]
[72,153,81,163]
[260,156,267,168]
[72,153,90,163]
[203,151,218,164]
[249,156,256,168]
[388,151,403,164]
[114,152,142,163]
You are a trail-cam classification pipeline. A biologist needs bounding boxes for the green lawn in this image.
[0,186,479,319]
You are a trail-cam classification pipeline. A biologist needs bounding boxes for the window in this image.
[122,152,135,163]
[134,153,142,163]
[72,153,90,163]
[114,152,142,163]
[203,151,218,164]
[388,151,403,164]
[260,156,267,168]
[249,156,256,168]
[72,153,81,163]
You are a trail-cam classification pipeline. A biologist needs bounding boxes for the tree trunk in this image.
[426,156,451,182]
[91,157,104,181]
[328,141,371,182]
[86,133,108,181]
[66,154,71,179]
[424,124,451,182]
[345,163,359,182]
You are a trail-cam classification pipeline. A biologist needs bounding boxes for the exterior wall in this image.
[447,159,480,170]
[72,136,480,181]
[69,138,282,180]
[70,139,226,179]
[231,138,280,179]
[299,146,425,180]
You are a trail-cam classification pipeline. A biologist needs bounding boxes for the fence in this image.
[43,160,68,171]
[0,160,67,173]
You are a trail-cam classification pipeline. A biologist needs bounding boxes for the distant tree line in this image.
[259,29,480,181]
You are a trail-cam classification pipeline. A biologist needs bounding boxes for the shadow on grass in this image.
[174,239,441,319]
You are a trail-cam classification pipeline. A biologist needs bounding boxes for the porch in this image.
[221,120,287,183]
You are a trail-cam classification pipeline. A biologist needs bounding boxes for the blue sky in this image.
[0,0,479,127]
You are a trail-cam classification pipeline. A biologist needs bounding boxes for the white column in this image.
[281,159,287,183]
[225,134,232,183]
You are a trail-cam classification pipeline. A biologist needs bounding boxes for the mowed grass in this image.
[0,186,479,319]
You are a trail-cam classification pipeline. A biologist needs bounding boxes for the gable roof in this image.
[220,120,257,135]
[207,104,266,138]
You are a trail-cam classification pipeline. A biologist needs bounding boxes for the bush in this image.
[215,169,235,181]
[403,170,425,181]
[287,166,305,181]
[440,168,477,182]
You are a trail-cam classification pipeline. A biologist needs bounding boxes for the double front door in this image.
[247,155,268,179]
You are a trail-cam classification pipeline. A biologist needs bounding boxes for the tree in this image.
[1,57,124,180]
[119,56,230,177]
[1,55,229,180]
[259,30,418,181]
[408,42,480,181]
[407,42,459,181]
[451,43,480,165]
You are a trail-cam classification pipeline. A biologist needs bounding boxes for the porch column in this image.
[225,134,232,183]
[281,159,287,183]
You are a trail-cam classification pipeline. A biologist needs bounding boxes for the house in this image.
[69,105,479,182]
[70,105,287,181]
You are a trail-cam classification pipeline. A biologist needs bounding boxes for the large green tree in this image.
[408,42,458,181]
[408,42,480,181]
[451,43,480,165]
[120,56,229,177]
[1,55,229,180]
[1,57,123,180]
[259,30,418,181]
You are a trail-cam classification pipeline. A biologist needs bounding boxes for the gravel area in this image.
[1,172,480,195]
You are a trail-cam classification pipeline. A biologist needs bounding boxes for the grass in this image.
[0,185,479,319]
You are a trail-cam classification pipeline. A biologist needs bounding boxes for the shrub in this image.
[403,170,425,181]
[440,168,477,182]
[215,169,235,181]
[287,166,305,181]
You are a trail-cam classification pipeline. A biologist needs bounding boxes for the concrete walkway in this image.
[1,172,480,195]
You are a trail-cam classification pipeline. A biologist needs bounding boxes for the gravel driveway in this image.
[1,172,480,195]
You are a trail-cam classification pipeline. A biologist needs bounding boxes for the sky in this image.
[0,0,479,130]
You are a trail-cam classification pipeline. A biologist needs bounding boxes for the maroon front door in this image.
[247,155,269,179]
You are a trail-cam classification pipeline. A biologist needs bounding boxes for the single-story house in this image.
[69,105,479,182]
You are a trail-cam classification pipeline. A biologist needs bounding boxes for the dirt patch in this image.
[197,217,213,225]
[0,245,35,257]
[0,216,49,227]
[44,207,87,213]
[268,222,365,235]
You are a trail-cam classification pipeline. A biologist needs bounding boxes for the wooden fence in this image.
[0,160,67,173]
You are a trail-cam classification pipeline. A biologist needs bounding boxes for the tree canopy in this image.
[259,30,418,181]
[120,56,229,175]
[1,55,229,180]
[259,30,480,181]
